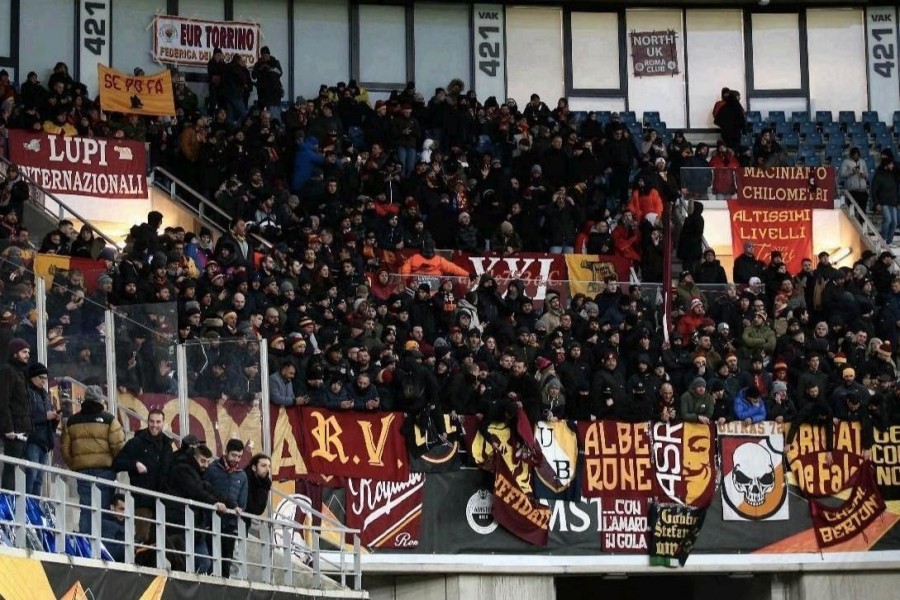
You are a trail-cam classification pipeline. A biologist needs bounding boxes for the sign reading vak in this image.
[153,15,261,67]
[472,5,506,105]
[728,202,813,275]
[8,130,147,199]
[297,407,410,482]
[98,65,176,117]
[630,30,679,77]
[866,8,900,122]
[737,166,836,209]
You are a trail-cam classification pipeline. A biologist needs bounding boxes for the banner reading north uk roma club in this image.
[737,166,836,209]
[98,65,175,117]
[9,130,147,199]
[152,15,261,67]
[728,201,813,274]
[297,407,410,482]
[630,30,679,77]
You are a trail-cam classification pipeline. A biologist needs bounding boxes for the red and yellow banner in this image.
[651,422,717,509]
[728,201,813,274]
[809,463,885,548]
[345,473,425,549]
[737,166,836,209]
[579,421,653,499]
[33,253,110,293]
[296,407,410,482]
[98,64,175,117]
[564,254,633,298]
[493,458,551,546]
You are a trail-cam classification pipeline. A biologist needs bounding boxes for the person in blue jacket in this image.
[734,385,767,424]
[291,136,324,192]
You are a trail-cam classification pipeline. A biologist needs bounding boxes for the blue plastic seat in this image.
[746,110,762,123]
[839,111,857,126]
[791,111,810,123]
[620,111,637,124]
[862,111,880,126]
[815,110,834,125]
[643,111,660,125]
[768,110,786,124]
[805,132,824,148]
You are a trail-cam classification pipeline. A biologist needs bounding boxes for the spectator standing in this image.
[113,408,174,543]
[205,439,248,577]
[24,362,57,496]
[840,147,870,213]
[873,157,899,245]
[677,201,705,274]
[243,453,272,517]
[61,384,125,533]
[166,444,227,575]
[251,47,284,120]
[0,338,32,491]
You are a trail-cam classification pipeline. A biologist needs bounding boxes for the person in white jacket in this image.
[840,147,870,212]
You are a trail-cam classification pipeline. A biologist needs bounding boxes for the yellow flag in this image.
[98,64,176,117]
[564,254,627,298]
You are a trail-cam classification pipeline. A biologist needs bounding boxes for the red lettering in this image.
[103,73,120,90]
[226,27,234,49]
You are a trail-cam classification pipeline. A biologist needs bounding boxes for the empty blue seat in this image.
[751,121,765,135]
[791,111,810,123]
[870,121,889,136]
[643,111,660,124]
[781,131,800,150]
[805,154,822,167]
[775,122,793,136]
[805,132,824,148]
[862,111,880,126]
[620,111,637,124]
[746,111,762,123]
[839,110,857,125]
[797,122,818,136]
[768,110,786,124]
[875,133,894,151]
[815,110,834,124]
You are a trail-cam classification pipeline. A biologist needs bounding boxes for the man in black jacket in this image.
[166,445,228,574]
[244,453,272,518]
[114,409,174,542]
[0,338,32,491]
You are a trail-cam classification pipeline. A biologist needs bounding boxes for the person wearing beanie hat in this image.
[680,377,713,424]
[23,362,57,496]
[61,383,125,534]
[767,380,797,426]
[0,337,31,490]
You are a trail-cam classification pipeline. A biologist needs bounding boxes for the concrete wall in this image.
[365,574,556,600]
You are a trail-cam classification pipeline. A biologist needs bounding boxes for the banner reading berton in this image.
[98,64,175,117]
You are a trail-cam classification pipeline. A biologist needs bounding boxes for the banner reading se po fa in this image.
[98,64,175,117]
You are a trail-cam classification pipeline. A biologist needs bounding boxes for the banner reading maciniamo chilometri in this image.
[98,64,175,117]
[8,130,147,199]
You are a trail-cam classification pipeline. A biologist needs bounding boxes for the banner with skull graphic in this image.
[720,431,789,521]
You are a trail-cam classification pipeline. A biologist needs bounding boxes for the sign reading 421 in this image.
[78,0,110,96]
[473,5,506,103]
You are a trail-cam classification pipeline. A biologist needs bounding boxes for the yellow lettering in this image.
[359,413,396,466]
[309,411,349,463]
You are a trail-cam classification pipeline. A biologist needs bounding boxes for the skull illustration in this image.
[731,443,775,507]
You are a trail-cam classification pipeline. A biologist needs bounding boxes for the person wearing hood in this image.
[291,136,325,192]
[61,384,125,533]
[734,385,767,425]
[677,200,705,274]
[680,376,714,424]
[0,338,34,490]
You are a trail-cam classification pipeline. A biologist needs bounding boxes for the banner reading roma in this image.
[98,64,175,117]
[297,407,410,482]
[737,166,836,209]
[630,30,679,77]
[8,130,147,199]
[808,463,886,548]
[153,15,261,67]
[728,201,813,274]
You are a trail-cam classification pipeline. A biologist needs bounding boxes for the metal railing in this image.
[0,453,362,591]
[149,166,272,250]
[0,156,120,248]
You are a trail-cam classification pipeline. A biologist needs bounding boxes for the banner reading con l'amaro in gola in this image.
[8,130,147,199]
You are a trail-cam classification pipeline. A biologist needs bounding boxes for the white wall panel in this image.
[415,3,470,100]
[506,7,563,107]
[179,0,224,20]
[749,96,807,118]
[358,4,406,84]
[113,0,165,76]
[569,97,626,113]
[627,9,686,128]
[751,13,801,89]
[294,0,349,98]
[0,0,11,57]
[571,12,619,90]
[807,9,866,116]
[19,0,75,85]
[235,0,289,101]
[686,10,744,129]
